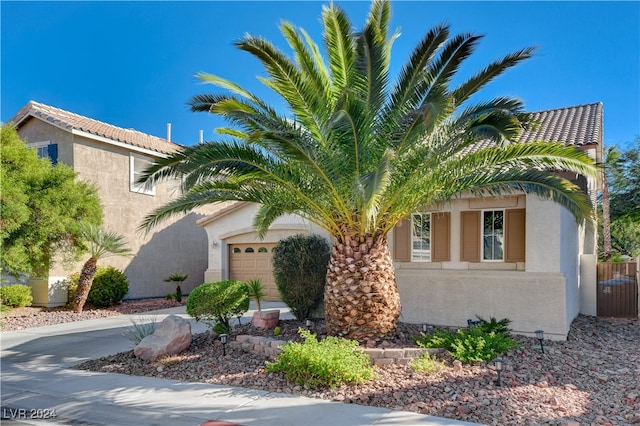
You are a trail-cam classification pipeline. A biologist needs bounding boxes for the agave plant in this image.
[139,1,596,340]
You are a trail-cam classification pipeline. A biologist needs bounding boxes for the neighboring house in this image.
[198,102,603,340]
[9,101,223,306]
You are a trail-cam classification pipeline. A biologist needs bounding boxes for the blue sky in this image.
[2,1,639,149]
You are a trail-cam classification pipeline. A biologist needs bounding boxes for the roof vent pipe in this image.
[167,123,172,142]
[199,130,204,144]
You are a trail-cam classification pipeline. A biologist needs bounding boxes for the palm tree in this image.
[139,0,596,340]
[600,146,621,261]
[73,223,131,313]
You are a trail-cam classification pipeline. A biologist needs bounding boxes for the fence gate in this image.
[596,261,638,318]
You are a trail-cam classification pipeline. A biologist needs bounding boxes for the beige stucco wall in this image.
[17,118,220,302]
[395,269,570,340]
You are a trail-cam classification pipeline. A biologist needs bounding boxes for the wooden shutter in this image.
[432,212,450,261]
[48,143,58,165]
[505,209,526,262]
[460,211,480,262]
[393,219,411,262]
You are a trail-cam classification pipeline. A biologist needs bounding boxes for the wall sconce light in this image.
[494,358,504,386]
[535,330,545,354]
[219,333,228,356]
[211,240,219,248]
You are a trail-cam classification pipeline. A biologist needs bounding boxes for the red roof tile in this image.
[10,101,181,155]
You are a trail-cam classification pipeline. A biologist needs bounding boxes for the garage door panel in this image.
[229,243,280,301]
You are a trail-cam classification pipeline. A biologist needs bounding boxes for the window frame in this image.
[481,209,505,262]
[27,140,57,164]
[411,212,432,262]
[130,153,155,196]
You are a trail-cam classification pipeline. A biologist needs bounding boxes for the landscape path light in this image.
[422,323,428,333]
[305,318,313,329]
[219,333,228,356]
[494,358,504,387]
[535,330,545,354]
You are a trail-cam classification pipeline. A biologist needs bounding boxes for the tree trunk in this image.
[602,170,613,261]
[73,257,98,313]
[324,233,401,341]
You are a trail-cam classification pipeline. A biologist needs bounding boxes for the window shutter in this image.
[432,212,450,261]
[47,143,58,165]
[460,211,480,262]
[505,209,526,262]
[393,219,411,262]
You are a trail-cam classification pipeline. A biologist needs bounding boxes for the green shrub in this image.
[415,321,519,364]
[411,353,445,374]
[265,328,375,389]
[272,234,330,320]
[0,284,33,307]
[86,267,129,307]
[186,280,249,331]
[65,272,80,302]
[475,316,512,335]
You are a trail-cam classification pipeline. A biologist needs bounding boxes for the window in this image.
[28,141,58,165]
[130,154,155,195]
[482,210,504,261]
[460,209,525,263]
[411,213,431,261]
[393,212,450,262]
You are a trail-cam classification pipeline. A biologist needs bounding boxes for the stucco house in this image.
[9,101,223,306]
[198,102,603,340]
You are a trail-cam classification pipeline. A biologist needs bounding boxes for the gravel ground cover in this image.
[0,298,184,332]
[71,309,640,426]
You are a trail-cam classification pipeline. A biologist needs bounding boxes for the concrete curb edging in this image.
[230,335,444,365]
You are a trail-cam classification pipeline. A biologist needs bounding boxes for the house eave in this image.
[196,202,251,227]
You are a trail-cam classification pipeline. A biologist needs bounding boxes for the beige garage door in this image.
[229,243,280,301]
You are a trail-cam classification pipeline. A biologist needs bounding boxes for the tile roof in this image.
[9,101,181,155]
[519,102,603,146]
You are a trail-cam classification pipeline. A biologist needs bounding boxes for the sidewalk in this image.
[1,304,481,426]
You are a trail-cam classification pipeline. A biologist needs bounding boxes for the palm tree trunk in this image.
[324,233,401,341]
[602,170,613,261]
[73,257,98,313]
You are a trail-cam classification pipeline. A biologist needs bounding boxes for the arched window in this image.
[258,247,268,253]
[233,247,241,254]
[245,247,254,253]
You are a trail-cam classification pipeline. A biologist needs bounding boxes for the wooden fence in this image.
[596,261,638,318]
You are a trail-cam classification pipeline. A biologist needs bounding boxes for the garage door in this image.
[229,243,280,301]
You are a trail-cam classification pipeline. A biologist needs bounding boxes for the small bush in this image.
[476,316,512,335]
[122,316,158,345]
[0,284,33,307]
[186,280,249,331]
[265,328,375,389]
[415,319,518,364]
[65,272,80,302]
[272,234,330,320]
[411,353,445,374]
[86,267,129,307]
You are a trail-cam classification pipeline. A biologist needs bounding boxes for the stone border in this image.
[230,335,443,365]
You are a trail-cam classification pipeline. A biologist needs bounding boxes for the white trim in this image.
[130,153,156,196]
[26,140,51,148]
[71,129,170,158]
[411,212,431,262]
[481,209,505,262]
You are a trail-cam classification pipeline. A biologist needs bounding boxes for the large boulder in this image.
[134,315,191,361]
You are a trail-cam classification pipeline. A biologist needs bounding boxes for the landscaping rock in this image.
[251,310,280,328]
[134,315,191,361]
